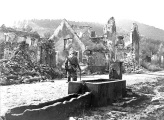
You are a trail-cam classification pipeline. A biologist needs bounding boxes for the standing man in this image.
[65,50,81,82]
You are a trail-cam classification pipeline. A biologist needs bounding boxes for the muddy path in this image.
[1,71,164,120]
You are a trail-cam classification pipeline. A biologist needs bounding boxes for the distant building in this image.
[49,19,110,73]
[71,25,92,38]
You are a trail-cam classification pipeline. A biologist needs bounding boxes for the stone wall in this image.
[88,66,107,74]
[131,23,140,64]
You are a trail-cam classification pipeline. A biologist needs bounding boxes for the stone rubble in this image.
[0,41,64,85]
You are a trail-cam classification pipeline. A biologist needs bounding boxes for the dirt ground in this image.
[1,71,164,120]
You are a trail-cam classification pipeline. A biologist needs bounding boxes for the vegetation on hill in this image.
[1,19,164,68]
[31,19,104,36]
[140,37,164,59]
[117,19,164,41]
[31,19,164,41]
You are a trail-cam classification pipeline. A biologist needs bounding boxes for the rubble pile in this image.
[35,64,65,80]
[72,78,164,120]
[0,41,64,85]
[123,56,145,74]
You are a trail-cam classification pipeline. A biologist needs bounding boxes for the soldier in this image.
[65,50,81,82]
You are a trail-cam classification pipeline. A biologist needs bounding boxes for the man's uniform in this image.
[65,51,81,82]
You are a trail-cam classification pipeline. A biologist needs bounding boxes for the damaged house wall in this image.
[72,25,93,63]
[49,19,109,73]
[3,33,18,59]
[153,43,164,67]
[49,19,85,66]
[0,24,41,63]
[84,36,109,73]
[71,25,91,39]
[115,35,125,62]
[39,38,56,67]
[130,23,140,64]
[0,32,5,59]
[72,24,110,73]
[103,17,116,60]
[72,23,113,73]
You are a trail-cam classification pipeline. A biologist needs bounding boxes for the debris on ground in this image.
[123,56,146,74]
[68,77,164,120]
[0,41,65,85]
[1,72,164,119]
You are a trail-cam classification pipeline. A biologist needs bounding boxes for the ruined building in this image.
[130,23,140,64]
[0,25,41,64]
[49,19,85,66]
[155,43,164,67]
[49,19,109,73]
[103,17,117,60]
[39,38,56,67]
[72,25,92,39]
[72,24,109,73]
[115,35,125,61]
[84,35,109,73]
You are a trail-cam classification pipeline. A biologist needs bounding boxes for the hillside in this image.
[30,19,164,41]
[2,19,164,42]
[117,19,164,41]
[31,19,104,36]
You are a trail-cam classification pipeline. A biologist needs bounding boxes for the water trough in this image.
[4,79,126,120]
[4,92,91,120]
[68,79,126,106]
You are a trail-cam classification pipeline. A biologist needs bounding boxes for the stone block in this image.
[88,66,106,73]
[68,81,82,94]
[109,62,123,79]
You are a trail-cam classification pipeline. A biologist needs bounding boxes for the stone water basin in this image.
[4,92,91,120]
[68,79,126,106]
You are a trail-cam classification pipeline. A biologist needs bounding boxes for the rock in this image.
[151,96,164,105]
[23,77,41,83]
[6,75,18,80]
[158,86,164,92]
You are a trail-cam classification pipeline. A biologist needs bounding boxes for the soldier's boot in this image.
[67,77,71,83]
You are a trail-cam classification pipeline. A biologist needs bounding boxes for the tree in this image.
[140,37,163,60]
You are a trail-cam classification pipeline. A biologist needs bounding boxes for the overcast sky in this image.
[0,0,164,30]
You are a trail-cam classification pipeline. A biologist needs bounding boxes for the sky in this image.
[0,0,164,30]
